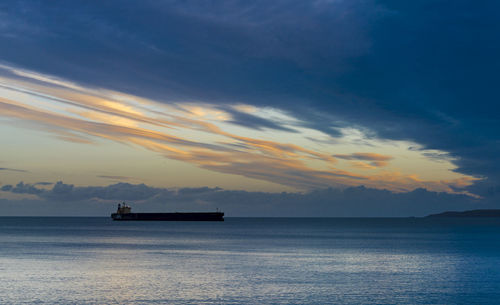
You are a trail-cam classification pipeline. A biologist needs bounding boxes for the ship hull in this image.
[111,212,224,221]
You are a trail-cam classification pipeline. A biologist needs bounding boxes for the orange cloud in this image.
[351,161,378,170]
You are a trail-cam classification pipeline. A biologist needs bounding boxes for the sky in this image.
[0,0,499,216]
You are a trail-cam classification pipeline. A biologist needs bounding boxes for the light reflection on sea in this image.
[1,217,500,304]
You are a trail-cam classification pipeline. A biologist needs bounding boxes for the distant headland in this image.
[426,209,500,218]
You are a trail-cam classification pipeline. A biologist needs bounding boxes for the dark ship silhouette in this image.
[111,202,224,221]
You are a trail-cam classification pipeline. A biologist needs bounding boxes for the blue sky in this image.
[0,0,499,215]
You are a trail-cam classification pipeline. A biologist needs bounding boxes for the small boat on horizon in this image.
[111,202,224,221]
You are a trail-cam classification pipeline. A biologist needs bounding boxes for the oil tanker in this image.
[111,203,224,221]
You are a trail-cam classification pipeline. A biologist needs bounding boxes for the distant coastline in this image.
[426,209,500,218]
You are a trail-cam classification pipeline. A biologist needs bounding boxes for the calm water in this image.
[1,217,500,304]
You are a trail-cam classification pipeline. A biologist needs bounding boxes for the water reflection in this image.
[1,217,500,304]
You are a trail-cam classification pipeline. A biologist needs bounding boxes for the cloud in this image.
[421,152,453,163]
[219,106,297,132]
[334,152,393,162]
[44,181,168,202]
[350,161,378,170]
[0,79,476,194]
[0,181,493,217]
[0,167,28,173]
[335,152,393,168]
[34,182,53,186]
[97,175,134,181]
[1,181,43,194]
[0,0,498,198]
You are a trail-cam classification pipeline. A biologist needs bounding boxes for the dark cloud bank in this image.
[1,1,500,198]
[1,181,495,217]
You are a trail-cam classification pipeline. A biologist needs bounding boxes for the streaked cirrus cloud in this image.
[0,64,478,196]
[334,152,393,168]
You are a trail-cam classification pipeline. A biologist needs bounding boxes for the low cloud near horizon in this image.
[0,181,491,217]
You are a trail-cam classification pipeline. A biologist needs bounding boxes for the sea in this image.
[1,217,500,304]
